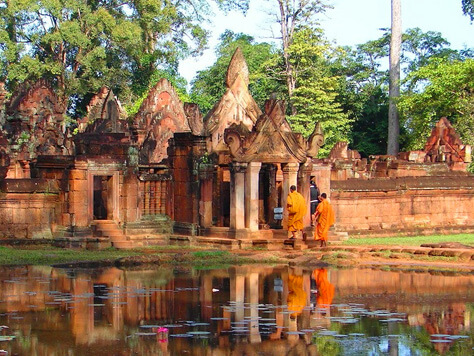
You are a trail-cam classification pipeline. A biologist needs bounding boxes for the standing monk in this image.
[286,185,307,240]
[312,193,335,247]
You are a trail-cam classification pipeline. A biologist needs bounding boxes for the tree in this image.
[462,0,474,21]
[0,0,249,117]
[387,0,402,155]
[287,27,351,154]
[189,31,281,113]
[398,58,474,149]
[332,44,389,157]
[272,0,331,114]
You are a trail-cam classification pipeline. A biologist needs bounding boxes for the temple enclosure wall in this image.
[331,176,474,236]
[0,179,61,239]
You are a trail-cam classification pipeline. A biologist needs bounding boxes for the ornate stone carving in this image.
[205,48,262,152]
[328,141,361,160]
[306,122,324,158]
[224,99,307,163]
[4,80,71,159]
[78,87,128,134]
[132,79,190,164]
[0,129,10,179]
[424,117,471,164]
[184,103,205,136]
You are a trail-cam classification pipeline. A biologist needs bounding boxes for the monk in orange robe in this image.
[287,273,307,319]
[312,268,335,307]
[312,193,335,247]
[286,185,307,239]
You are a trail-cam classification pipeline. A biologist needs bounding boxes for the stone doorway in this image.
[93,175,113,220]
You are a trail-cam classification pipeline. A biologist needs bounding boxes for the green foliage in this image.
[287,28,352,156]
[343,234,474,247]
[462,0,474,21]
[0,0,248,117]
[190,30,282,113]
[0,245,140,266]
[333,28,469,156]
[399,58,474,149]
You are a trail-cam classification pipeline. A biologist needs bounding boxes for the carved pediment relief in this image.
[224,99,307,163]
[79,87,128,134]
[133,79,190,164]
[4,80,71,158]
[424,117,471,163]
[205,48,262,152]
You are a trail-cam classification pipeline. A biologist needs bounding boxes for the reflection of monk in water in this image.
[287,273,307,319]
[312,269,335,307]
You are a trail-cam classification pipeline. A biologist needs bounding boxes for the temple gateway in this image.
[0,49,473,249]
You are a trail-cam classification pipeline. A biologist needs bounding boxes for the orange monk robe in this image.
[312,269,335,307]
[287,191,307,232]
[314,199,335,241]
[287,274,307,318]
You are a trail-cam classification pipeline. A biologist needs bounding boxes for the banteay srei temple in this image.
[0,48,473,249]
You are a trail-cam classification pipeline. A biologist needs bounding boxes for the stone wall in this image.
[331,176,474,235]
[0,179,60,239]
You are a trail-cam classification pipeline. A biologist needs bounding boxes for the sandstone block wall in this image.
[331,177,474,235]
[0,179,60,239]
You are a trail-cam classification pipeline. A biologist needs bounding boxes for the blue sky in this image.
[179,0,474,83]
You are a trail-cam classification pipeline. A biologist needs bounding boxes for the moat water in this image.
[0,264,472,356]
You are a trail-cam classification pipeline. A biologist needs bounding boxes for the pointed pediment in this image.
[133,78,191,164]
[224,99,307,163]
[80,87,128,134]
[205,48,262,152]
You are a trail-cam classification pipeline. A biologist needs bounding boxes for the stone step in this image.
[112,240,135,249]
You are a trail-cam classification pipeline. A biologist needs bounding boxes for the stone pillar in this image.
[199,178,213,228]
[230,268,245,323]
[311,163,331,199]
[245,162,261,231]
[282,162,299,230]
[299,161,313,228]
[230,162,247,231]
[267,164,279,227]
[247,272,261,343]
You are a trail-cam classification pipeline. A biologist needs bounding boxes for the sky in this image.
[178,0,474,84]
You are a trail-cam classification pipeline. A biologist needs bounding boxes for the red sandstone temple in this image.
[0,49,472,248]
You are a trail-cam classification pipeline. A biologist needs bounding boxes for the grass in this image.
[0,245,141,266]
[0,245,260,267]
[342,233,474,247]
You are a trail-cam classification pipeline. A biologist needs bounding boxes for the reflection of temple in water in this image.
[0,266,472,355]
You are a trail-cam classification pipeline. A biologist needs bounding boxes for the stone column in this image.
[299,161,313,228]
[198,164,214,228]
[245,162,261,231]
[267,164,279,228]
[247,272,261,343]
[230,162,247,231]
[282,162,299,230]
[230,268,245,323]
[311,163,331,199]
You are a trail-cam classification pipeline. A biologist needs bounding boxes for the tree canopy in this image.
[0,0,249,116]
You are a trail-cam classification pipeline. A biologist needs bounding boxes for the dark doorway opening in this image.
[93,175,113,220]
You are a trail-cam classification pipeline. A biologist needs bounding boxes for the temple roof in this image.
[204,48,262,152]
[224,99,310,163]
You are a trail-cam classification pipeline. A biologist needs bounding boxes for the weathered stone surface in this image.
[78,87,128,134]
[205,48,261,152]
[4,80,71,161]
[132,79,190,164]
[424,117,471,165]
[224,99,307,163]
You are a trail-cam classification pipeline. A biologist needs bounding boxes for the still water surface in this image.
[0,265,472,355]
